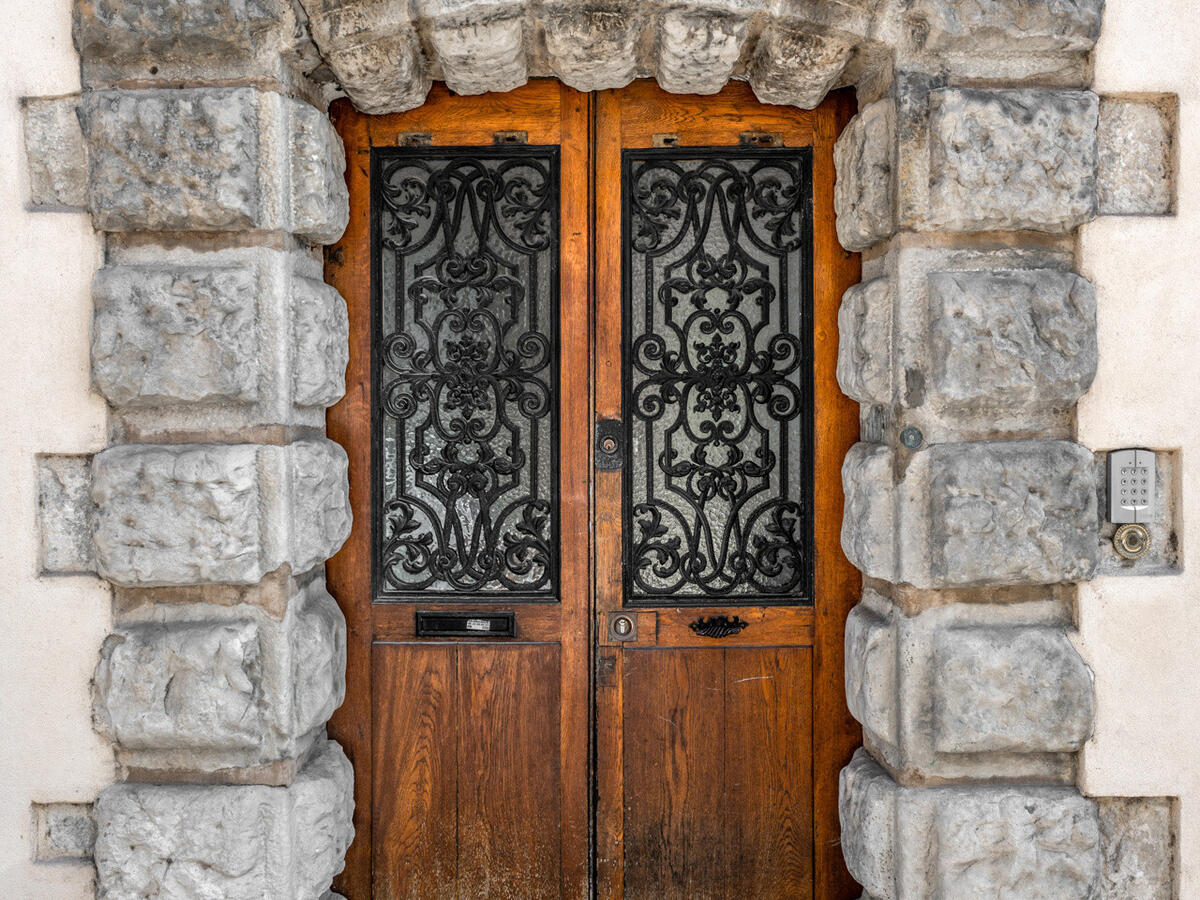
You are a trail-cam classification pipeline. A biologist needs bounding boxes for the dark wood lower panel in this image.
[621,647,814,900]
[371,642,563,900]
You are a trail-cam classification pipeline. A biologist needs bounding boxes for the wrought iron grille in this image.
[371,147,560,600]
[622,148,815,606]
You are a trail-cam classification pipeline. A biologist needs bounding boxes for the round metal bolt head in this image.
[900,426,923,450]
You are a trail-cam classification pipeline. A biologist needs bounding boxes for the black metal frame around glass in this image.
[621,147,815,607]
[370,146,561,602]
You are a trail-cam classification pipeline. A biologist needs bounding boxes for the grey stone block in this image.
[846,591,1093,782]
[302,0,430,114]
[905,0,1103,54]
[73,0,312,88]
[91,439,350,587]
[657,9,748,96]
[840,749,1101,899]
[834,99,895,251]
[32,802,96,861]
[543,3,644,92]
[842,440,1099,588]
[79,89,347,241]
[93,739,353,900]
[1098,797,1174,900]
[90,245,348,439]
[1097,96,1177,216]
[838,242,1098,440]
[925,88,1099,233]
[748,25,854,109]
[431,12,529,97]
[92,266,259,407]
[93,578,345,775]
[22,95,88,210]
[37,455,96,575]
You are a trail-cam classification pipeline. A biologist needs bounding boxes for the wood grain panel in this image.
[724,647,814,899]
[457,644,563,900]
[622,649,725,900]
[371,643,457,900]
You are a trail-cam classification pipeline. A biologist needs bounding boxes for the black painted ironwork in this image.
[688,615,750,638]
[622,148,814,606]
[371,147,560,599]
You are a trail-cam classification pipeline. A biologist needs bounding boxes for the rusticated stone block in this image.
[906,0,1103,54]
[926,88,1099,233]
[300,0,430,114]
[839,241,1095,440]
[834,99,895,251]
[840,749,1101,899]
[92,266,259,407]
[543,3,643,92]
[90,245,348,439]
[73,0,311,88]
[657,9,748,95]
[430,13,528,96]
[79,89,347,241]
[1097,96,1176,216]
[292,276,350,409]
[1099,797,1174,900]
[93,579,345,774]
[22,95,88,210]
[846,591,1093,782]
[33,802,96,861]
[748,25,853,109]
[91,439,350,587]
[94,740,353,900]
[37,454,96,574]
[842,440,1098,588]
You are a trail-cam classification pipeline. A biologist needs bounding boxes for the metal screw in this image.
[900,426,923,450]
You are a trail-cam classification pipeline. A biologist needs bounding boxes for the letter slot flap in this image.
[416,610,517,638]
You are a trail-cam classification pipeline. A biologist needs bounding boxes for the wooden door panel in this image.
[594,81,861,900]
[371,644,457,900]
[620,647,814,900]
[371,642,563,899]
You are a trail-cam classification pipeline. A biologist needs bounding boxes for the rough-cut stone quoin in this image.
[845,592,1094,783]
[842,440,1099,588]
[91,440,351,587]
[93,740,353,900]
[840,750,1102,900]
[79,88,347,240]
[92,579,346,775]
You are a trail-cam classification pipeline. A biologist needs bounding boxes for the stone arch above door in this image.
[22,1,1180,896]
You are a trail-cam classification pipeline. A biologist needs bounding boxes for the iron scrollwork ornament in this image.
[623,149,814,605]
[688,616,750,638]
[373,148,559,597]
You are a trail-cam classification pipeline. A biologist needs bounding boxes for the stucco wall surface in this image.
[1078,0,1199,895]
[0,0,110,896]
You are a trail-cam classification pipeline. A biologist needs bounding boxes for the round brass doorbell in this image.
[1113,523,1151,560]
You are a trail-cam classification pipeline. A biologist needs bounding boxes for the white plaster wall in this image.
[0,0,111,896]
[1077,0,1200,895]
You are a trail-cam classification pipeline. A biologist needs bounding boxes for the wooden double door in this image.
[326,80,861,900]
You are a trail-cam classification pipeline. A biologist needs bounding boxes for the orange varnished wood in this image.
[327,81,591,899]
[593,81,862,900]
[331,78,861,899]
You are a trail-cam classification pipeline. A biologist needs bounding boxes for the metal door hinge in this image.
[739,131,784,148]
